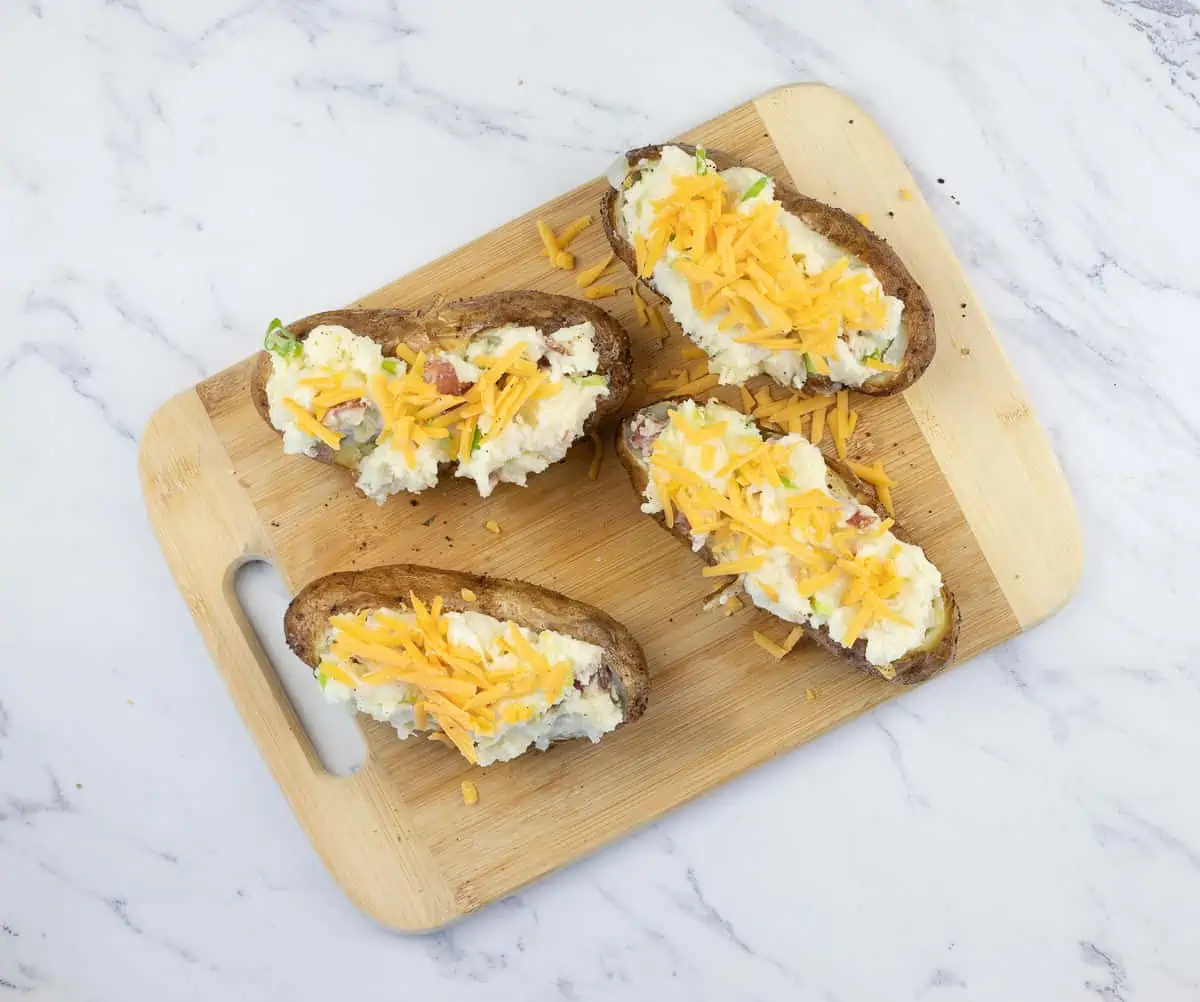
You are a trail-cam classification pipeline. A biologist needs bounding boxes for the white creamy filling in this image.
[454,323,608,497]
[638,399,941,666]
[264,321,608,502]
[618,145,905,390]
[318,608,623,766]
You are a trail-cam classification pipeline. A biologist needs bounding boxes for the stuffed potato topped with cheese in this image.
[603,145,936,396]
[618,398,958,682]
[285,565,649,766]
[251,291,632,502]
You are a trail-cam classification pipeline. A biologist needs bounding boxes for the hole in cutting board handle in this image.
[233,560,367,777]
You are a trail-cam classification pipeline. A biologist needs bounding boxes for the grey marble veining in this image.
[2,1,1200,999]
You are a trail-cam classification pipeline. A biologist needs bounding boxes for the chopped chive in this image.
[780,475,795,488]
[263,318,302,358]
[695,146,708,174]
[381,358,400,374]
[470,427,483,454]
[741,177,768,201]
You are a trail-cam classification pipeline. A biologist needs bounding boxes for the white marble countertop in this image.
[4,1,1200,998]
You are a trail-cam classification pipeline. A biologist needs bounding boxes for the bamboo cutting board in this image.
[140,84,1081,931]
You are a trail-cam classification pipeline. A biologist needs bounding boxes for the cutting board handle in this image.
[139,389,459,931]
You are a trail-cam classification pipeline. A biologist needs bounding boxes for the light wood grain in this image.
[140,84,1080,931]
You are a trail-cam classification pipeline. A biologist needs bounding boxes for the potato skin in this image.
[285,564,650,724]
[602,144,936,396]
[615,399,959,684]
[251,290,634,460]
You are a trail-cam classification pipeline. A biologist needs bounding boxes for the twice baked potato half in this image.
[252,291,632,502]
[616,398,958,683]
[602,144,935,396]
[286,564,650,765]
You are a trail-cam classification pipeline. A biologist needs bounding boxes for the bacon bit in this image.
[322,400,368,428]
[846,510,876,529]
[424,358,465,395]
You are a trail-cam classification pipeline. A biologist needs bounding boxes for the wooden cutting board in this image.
[140,84,1081,932]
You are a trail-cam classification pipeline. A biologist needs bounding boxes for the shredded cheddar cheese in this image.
[646,302,666,336]
[282,398,343,450]
[646,402,917,658]
[638,170,889,367]
[461,780,479,806]
[536,219,574,269]
[846,461,895,489]
[555,214,593,248]
[485,519,502,534]
[280,334,584,471]
[461,588,477,602]
[576,252,614,289]
[833,391,850,460]
[320,597,584,766]
[582,283,622,300]
[536,219,560,259]
[753,631,788,660]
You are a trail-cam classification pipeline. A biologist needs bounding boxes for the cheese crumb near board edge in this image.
[484,519,502,534]
[461,780,479,806]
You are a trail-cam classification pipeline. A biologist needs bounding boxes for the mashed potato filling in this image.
[616,146,905,391]
[315,596,622,766]
[631,399,941,670]
[264,321,609,502]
